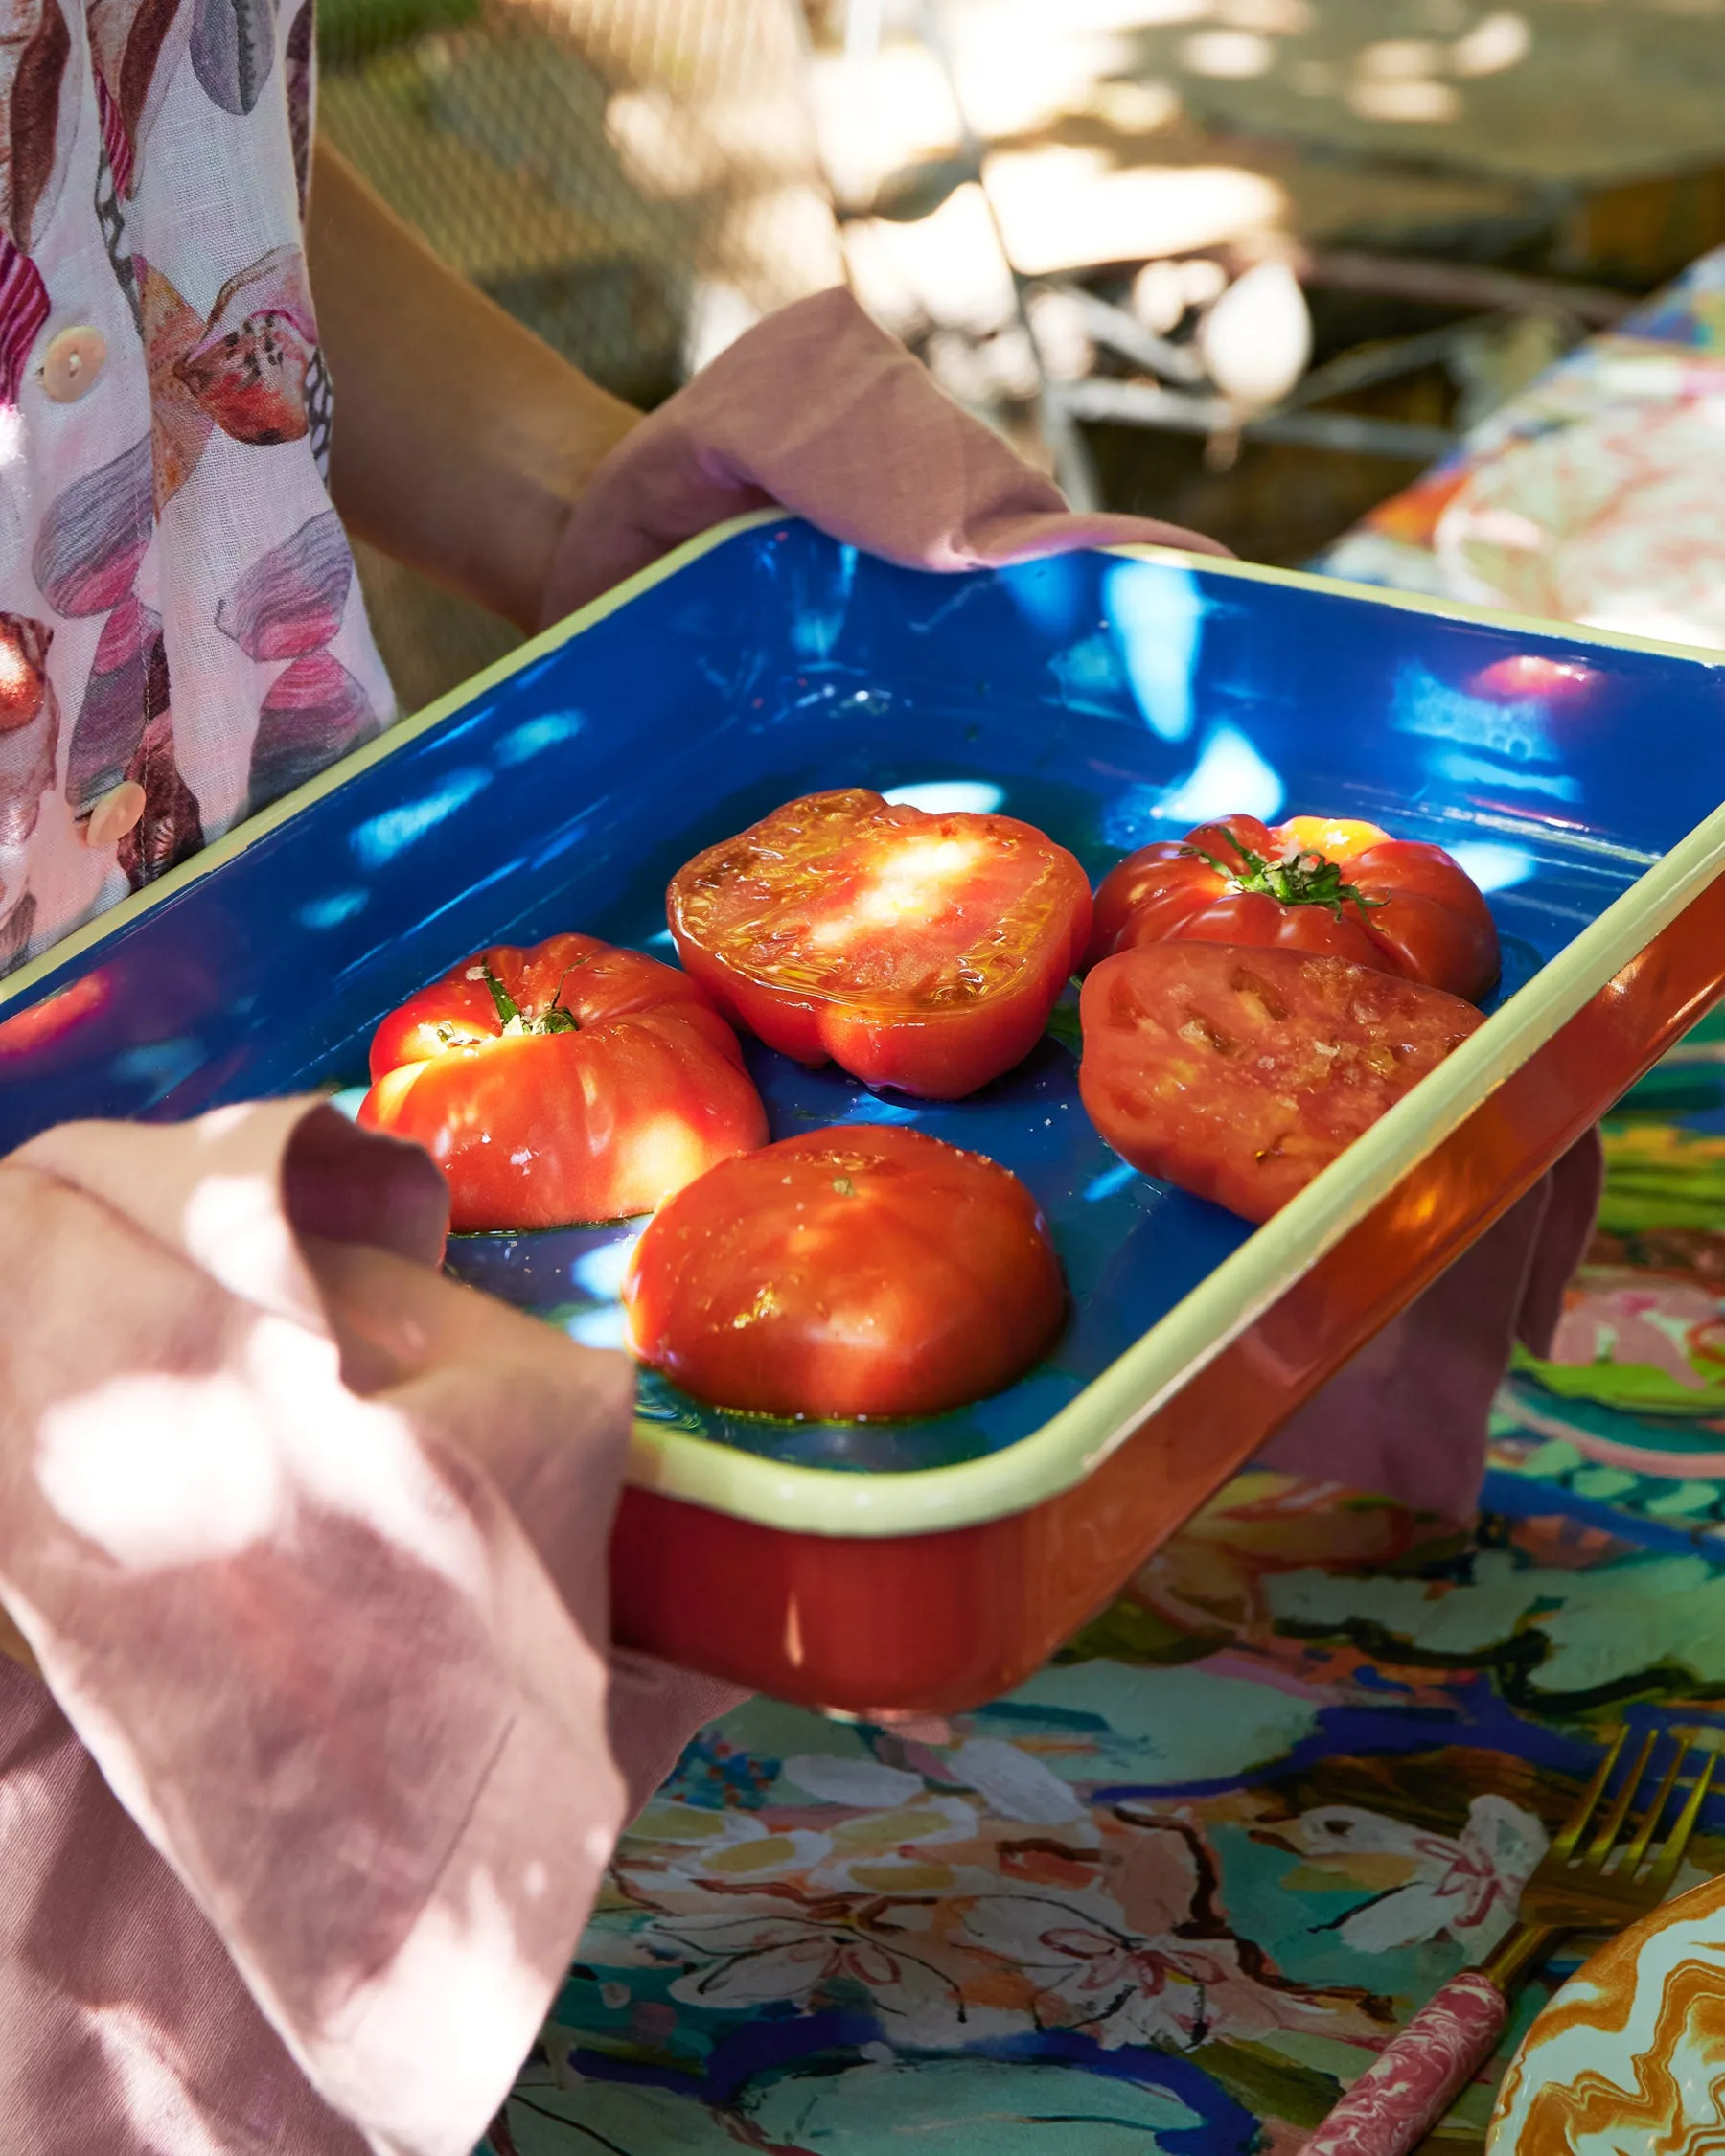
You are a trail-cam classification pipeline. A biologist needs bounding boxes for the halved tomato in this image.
[668,789,1092,1099]
[359,933,768,1231]
[1087,813,1500,1003]
[624,1124,1066,1418]
[1079,941,1484,1224]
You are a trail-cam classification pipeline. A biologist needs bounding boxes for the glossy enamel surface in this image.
[0,516,1722,1589]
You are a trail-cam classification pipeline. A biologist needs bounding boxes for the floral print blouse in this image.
[0,0,393,975]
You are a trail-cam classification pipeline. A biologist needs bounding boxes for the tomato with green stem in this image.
[360,933,768,1231]
[1087,813,1500,1003]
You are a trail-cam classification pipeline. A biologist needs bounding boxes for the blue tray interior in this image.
[4,518,1720,1474]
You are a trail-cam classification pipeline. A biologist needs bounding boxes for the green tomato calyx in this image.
[1187,832,1385,922]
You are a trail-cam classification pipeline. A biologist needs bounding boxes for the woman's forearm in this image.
[306,139,640,631]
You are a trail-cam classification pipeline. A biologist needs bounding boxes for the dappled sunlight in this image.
[1217,0,1311,29]
[806,40,964,209]
[625,1115,730,1205]
[95,2004,234,2156]
[1182,28,1276,77]
[946,28,1141,140]
[842,184,1018,342]
[806,835,988,947]
[351,768,491,872]
[190,1104,262,1143]
[181,1170,315,1317]
[297,887,368,930]
[1452,11,1533,77]
[883,780,1006,814]
[38,1363,291,1568]
[566,1304,631,1349]
[571,1236,640,1301]
[34,1308,488,1590]
[1198,259,1311,406]
[604,89,729,199]
[1106,560,1205,743]
[1446,840,1537,893]
[1391,659,1559,764]
[1348,74,1460,123]
[979,0,1209,28]
[494,710,584,768]
[350,1869,557,2116]
[985,149,1286,275]
[1151,724,1286,827]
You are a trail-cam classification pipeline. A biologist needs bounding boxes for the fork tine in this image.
[1551,1727,1628,1862]
[1621,1734,1689,1872]
[1646,1746,1717,1896]
[1585,1728,1658,1865]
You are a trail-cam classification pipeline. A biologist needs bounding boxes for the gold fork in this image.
[1301,1728,1717,2156]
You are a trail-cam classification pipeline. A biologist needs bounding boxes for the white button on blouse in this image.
[40,326,106,404]
[83,781,147,848]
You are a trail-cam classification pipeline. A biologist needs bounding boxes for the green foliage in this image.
[317,0,481,71]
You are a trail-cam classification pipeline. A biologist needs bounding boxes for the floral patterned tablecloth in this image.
[486,1442,1725,2156]
[480,256,1725,2155]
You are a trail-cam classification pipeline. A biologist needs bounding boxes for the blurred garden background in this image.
[315,0,1725,702]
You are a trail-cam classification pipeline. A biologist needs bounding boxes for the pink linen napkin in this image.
[1258,1133,1603,1520]
[0,1098,733,2156]
[540,285,1230,620]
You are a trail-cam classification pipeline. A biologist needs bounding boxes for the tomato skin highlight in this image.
[668,789,1093,1099]
[1078,942,1484,1225]
[1086,814,1500,1003]
[359,932,769,1231]
[623,1123,1067,1419]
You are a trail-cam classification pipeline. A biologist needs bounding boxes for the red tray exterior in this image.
[610,869,1725,1714]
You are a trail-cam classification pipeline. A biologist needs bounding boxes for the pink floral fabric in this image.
[0,0,392,970]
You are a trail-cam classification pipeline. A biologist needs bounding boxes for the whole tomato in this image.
[624,1124,1067,1419]
[359,933,768,1231]
[1087,813,1500,1002]
[1079,941,1484,1224]
[668,789,1092,1099]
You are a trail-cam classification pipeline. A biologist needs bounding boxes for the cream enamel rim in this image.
[7,511,1724,1537]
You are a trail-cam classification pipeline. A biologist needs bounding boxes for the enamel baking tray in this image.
[5,513,1725,1713]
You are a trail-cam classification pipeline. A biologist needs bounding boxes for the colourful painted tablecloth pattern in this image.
[481,255,1725,2155]
[475,1064,1725,2153]
[485,1465,1725,2154]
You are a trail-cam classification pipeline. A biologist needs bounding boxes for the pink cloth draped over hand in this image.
[0,1100,735,2156]
[0,285,1600,2155]
[539,285,1231,619]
